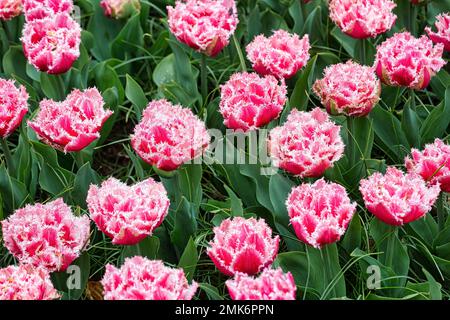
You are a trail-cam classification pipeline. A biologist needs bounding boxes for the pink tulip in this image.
[0,265,59,300]
[246,30,310,79]
[100,0,141,19]
[23,0,73,21]
[268,108,344,178]
[360,167,440,226]
[87,177,170,245]
[1,198,91,272]
[28,88,112,152]
[219,72,287,132]
[226,268,296,300]
[131,99,210,171]
[406,138,450,193]
[374,32,446,90]
[101,256,198,300]
[313,61,381,117]
[207,217,279,276]
[0,0,22,20]
[167,0,238,57]
[329,0,397,39]
[287,179,356,248]
[0,79,29,138]
[426,13,450,52]
[21,13,81,74]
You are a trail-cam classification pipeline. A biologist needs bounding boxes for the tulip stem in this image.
[0,139,15,176]
[73,152,86,170]
[384,226,397,269]
[409,89,416,111]
[436,192,446,231]
[320,244,338,299]
[233,34,247,72]
[347,116,357,166]
[200,54,208,105]
[360,39,366,65]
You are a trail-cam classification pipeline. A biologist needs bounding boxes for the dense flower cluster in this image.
[21,12,81,74]
[207,217,279,276]
[1,198,90,272]
[269,108,344,178]
[219,72,287,131]
[87,177,170,245]
[313,61,381,117]
[426,13,450,52]
[226,268,296,300]
[0,79,28,138]
[246,30,310,79]
[0,265,59,300]
[0,0,22,20]
[329,0,397,38]
[23,0,73,21]
[28,88,112,152]
[167,0,238,57]
[374,32,446,89]
[287,179,357,248]
[101,0,141,19]
[131,99,210,171]
[101,256,198,300]
[360,167,440,226]
[406,138,450,192]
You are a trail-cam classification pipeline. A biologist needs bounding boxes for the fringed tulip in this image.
[87,177,170,245]
[0,0,22,20]
[360,167,440,226]
[23,0,73,21]
[246,30,310,79]
[101,256,198,300]
[131,99,210,171]
[0,265,59,300]
[268,108,344,177]
[374,32,446,89]
[167,0,238,57]
[329,0,397,39]
[0,79,28,138]
[100,0,141,19]
[406,138,450,192]
[28,88,112,152]
[287,179,356,248]
[219,72,287,132]
[207,217,279,276]
[1,198,91,272]
[313,61,381,117]
[226,268,296,300]
[426,13,450,52]
[21,13,81,74]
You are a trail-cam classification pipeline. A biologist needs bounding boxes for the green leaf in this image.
[402,97,421,148]
[71,163,100,208]
[199,283,223,300]
[170,197,198,256]
[120,236,160,262]
[290,55,317,111]
[40,73,66,101]
[125,74,148,121]
[0,164,29,215]
[178,237,198,282]
[341,214,362,254]
[224,185,243,216]
[420,88,450,144]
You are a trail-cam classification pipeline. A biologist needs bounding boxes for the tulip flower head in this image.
[0,265,59,300]
[28,88,112,153]
[226,268,296,300]
[374,32,446,89]
[131,99,210,171]
[426,13,450,52]
[87,177,170,245]
[0,79,29,138]
[0,0,22,20]
[101,256,198,300]
[287,179,357,248]
[21,12,81,74]
[360,167,440,226]
[23,0,73,21]
[167,0,238,57]
[313,61,381,117]
[207,217,279,276]
[246,30,311,79]
[100,0,141,19]
[329,0,397,39]
[406,138,450,193]
[269,108,345,177]
[1,198,91,272]
[219,72,287,132]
